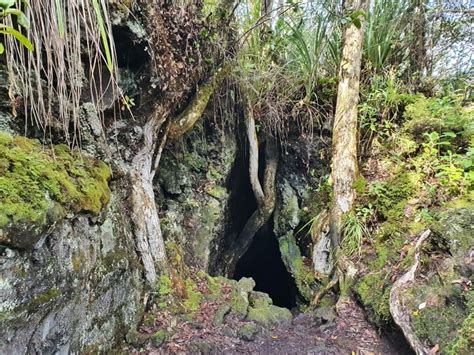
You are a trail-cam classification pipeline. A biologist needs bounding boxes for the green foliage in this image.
[158,275,173,297]
[367,173,417,220]
[91,0,113,72]
[446,309,474,355]
[401,95,474,196]
[363,0,408,71]
[0,131,111,233]
[0,0,33,54]
[5,0,118,142]
[341,210,369,256]
[403,95,472,138]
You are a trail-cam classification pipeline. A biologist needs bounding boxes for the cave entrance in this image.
[233,224,298,309]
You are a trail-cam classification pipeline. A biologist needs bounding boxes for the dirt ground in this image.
[126,296,412,355]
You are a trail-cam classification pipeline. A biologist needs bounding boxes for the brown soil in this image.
[125,296,411,355]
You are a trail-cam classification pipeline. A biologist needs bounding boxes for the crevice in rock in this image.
[233,223,298,309]
[112,26,150,71]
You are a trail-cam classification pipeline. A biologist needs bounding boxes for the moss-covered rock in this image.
[246,304,292,327]
[0,132,111,249]
[249,291,273,308]
[278,233,316,302]
[229,277,255,319]
[237,322,260,341]
[355,270,392,326]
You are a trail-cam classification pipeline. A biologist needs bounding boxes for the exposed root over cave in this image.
[224,97,278,275]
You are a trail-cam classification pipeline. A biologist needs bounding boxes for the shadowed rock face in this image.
[0,186,144,354]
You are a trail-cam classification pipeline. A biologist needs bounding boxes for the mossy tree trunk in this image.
[330,0,366,249]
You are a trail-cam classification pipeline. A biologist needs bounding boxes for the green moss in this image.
[355,271,392,326]
[151,330,169,347]
[413,303,468,350]
[101,248,129,274]
[158,275,173,297]
[247,304,292,327]
[206,275,224,301]
[353,175,367,195]
[278,234,315,302]
[447,310,474,355]
[403,95,471,140]
[26,288,60,312]
[0,131,111,248]
[183,278,202,312]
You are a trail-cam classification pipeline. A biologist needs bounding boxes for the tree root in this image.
[312,276,338,308]
[224,95,278,275]
[168,64,231,139]
[389,230,431,355]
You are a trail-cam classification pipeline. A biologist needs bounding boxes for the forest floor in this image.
[126,295,409,354]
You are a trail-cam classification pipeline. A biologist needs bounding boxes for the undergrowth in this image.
[351,84,473,336]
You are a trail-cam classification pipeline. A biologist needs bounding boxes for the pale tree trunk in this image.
[130,110,169,284]
[330,0,366,248]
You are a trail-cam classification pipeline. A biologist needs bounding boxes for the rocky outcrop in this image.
[158,127,237,271]
[0,185,144,353]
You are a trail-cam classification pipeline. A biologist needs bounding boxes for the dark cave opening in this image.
[233,224,298,309]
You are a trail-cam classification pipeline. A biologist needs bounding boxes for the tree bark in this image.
[330,0,366,248]
[130,110,169,284]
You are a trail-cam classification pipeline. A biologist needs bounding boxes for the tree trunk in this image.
[330,0,366,248]
[130,112,168,284]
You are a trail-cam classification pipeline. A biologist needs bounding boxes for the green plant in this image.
[0,0,33,54]
[363,0,409,71]
[341,210,369,256]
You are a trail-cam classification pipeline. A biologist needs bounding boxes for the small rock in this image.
[314,306,337,324]
[229,278,256,319]
[237,322,260,341]
[237,277,256,293]
[150,330,169,347]
[221,325,238,338]
[249,291,273,308]
[186,340,214,354]
[125,329,149,348]
[213,303,231,327]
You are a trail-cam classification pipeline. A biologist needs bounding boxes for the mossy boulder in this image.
[0,132,111,249]
[237,322,260,341]
[249,291,273,308]
[246,304,292,328]
[408,205,474,353]
[229,277,255,319]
